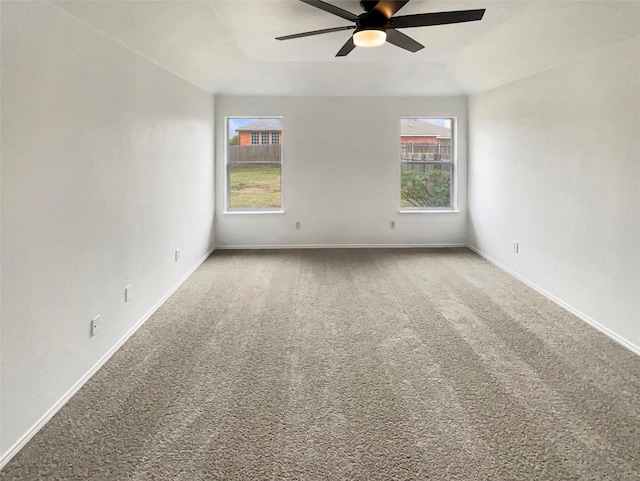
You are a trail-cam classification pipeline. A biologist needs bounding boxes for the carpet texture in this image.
[2,248,639,480]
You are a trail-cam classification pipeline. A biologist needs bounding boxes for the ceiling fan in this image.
[276,0,485,57]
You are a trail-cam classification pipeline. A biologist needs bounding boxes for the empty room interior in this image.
[1,0,639,479]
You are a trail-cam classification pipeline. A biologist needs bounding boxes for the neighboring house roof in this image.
[401,119,451,138]
[236,118,282,132]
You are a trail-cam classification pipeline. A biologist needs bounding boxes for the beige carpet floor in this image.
[2,248,639,480]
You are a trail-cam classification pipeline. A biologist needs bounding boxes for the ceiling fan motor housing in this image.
[357,10,388,30]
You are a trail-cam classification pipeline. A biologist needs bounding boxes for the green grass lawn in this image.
[229,167,281,208]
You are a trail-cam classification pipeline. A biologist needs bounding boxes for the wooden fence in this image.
[401,142,451,161]
[228,145,281,165]
[401,142,452,173]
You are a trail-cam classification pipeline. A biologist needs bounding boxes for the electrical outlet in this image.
[175,248,180,262]
[513,241,519,253]
[90,315,101,337]
[390,220,395,229]
[295,221,301,230]
[125,284,132,302]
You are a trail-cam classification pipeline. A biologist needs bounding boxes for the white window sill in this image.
[398,209,459,214]
[223,210,285,215]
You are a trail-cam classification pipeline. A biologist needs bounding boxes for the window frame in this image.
[399,117,457,213]
[224,116,284,214]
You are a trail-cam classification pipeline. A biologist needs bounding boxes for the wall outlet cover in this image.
[90,315,101,337]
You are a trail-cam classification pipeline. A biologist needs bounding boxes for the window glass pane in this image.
[401,164,452,208]
[400,118,454,209]
[227,118,282,210]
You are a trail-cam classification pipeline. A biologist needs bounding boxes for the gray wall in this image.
[1,1,214,462]
[468,36,640,352]
[215,95,468,248]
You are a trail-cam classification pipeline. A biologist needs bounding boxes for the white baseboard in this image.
[215,243,467,250]
[0,246,215,470]
[467,245,640,357]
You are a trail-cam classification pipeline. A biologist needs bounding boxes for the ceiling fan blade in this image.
[390,9,485,29]
[371,1,410,20]
[299,0,358,22]
[336,36,356,57]
[385,29,424,52]
[276,25,355,41]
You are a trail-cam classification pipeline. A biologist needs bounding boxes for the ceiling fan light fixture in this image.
[353,28,387,48]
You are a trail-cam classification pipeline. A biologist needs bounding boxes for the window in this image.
[226,117,283,211]
[271,132,280,144]
[400,118,455,210]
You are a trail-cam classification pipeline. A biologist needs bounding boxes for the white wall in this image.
[0,1,214,463]
[468,36,640,351]
[215,96,467,247]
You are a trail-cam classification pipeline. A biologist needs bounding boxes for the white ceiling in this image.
[52,0,640,96]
